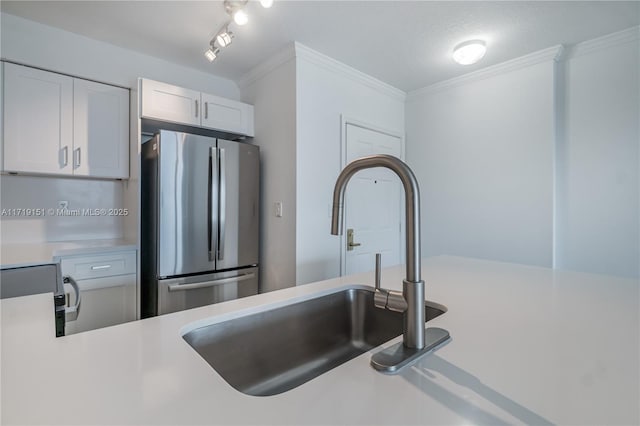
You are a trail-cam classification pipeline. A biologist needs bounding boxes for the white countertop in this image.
[0,239,137,268]
[1,256,638,425]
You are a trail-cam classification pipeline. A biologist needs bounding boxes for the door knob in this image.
[347,228,361,251]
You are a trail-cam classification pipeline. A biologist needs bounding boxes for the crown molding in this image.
[407,45,564,102]
[237,43,297,89]
[567,26,639,59]
[293,42,406,101]
[238,41,406,100]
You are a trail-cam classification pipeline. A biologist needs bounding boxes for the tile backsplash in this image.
[0,175,124,243]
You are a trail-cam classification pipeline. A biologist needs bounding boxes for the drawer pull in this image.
[91,264,112,270]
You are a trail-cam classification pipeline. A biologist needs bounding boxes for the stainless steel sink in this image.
[182,287,446,396]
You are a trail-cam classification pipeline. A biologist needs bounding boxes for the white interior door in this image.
[343,123,403,275]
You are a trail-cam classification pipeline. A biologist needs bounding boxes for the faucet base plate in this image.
[370,327,450,374]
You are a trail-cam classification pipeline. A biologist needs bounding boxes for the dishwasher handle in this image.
[168,273,255,292]
[63,275,81,322]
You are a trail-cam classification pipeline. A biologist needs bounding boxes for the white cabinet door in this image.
[3,63,73,174]
[140,79,200,126]
[201,93,255,136]
[73,79,129,178]
[60,250,137,335]
[64,274,136,335]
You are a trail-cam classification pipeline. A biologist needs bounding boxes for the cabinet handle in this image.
[90,264,112,270]
[204,102,208,119]
[195,100,199,118]
[61,146,69,167]
[74,147,81,169]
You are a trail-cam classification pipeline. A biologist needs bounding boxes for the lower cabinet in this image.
[59,250,136,335]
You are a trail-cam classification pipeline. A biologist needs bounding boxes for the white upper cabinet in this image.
[201,92,254,137]
[2,62,130,179]
[73,79,129,178]
[140,79,200,126]
[3,63,73,175]
[140,78,255,137]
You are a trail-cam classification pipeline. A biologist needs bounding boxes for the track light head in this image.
[233,9,248,26]
[204,46,220,62]
[216,28,234,48]
[224,0,249,26]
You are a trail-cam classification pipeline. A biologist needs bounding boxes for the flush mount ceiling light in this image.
[452,40,487,65]
[204,0,272,63]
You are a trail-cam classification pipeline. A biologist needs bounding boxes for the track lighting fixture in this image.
[224,1,249,26]
[204,0,273,63]
[233,9,248,26]
[216,28,234,48]
[204,46,220,62]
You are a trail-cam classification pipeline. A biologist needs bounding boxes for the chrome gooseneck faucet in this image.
[331,154,450,373]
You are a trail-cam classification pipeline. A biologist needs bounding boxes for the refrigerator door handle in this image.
[168,273,256,292]
[218,148,226,261]
[208,147,217,262]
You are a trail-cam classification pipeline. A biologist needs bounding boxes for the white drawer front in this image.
[61,251,136,280]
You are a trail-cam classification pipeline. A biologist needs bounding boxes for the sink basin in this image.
[182,287,446,396]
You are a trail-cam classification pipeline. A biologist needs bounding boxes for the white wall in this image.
[406,27,639,278]
[406,55,557,268]
[240,53,297,292]
[557,31,639,278]
[295,45,405,284]
[0,12,239,98]
[240,43,405,288]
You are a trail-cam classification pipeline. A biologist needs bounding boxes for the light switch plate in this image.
[275,201,283,218]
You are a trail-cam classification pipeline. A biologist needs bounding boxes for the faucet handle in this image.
[375,253,381,290]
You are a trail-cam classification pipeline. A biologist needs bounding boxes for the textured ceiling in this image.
[2,1,639,91]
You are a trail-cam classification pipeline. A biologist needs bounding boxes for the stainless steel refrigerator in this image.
[141,130,259,317]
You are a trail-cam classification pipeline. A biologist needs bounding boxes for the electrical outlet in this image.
[58,201,69,210]
[275,201,283,218]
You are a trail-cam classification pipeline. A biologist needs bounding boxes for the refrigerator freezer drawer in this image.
[157,267,258,315]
